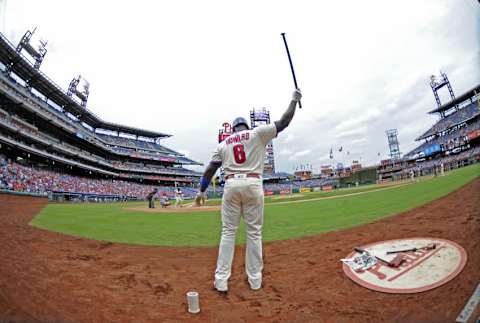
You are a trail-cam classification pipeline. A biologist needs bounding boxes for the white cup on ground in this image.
[186,291,200,314]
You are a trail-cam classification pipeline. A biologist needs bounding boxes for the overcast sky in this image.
[4,0,480,172]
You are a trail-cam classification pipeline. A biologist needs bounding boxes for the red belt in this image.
[225,173,261,180]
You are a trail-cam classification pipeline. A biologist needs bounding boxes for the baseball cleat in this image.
[246,278,262,291]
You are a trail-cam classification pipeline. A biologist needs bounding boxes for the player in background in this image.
[147,188,158,209]
[160,192,170,208]
[195,89,302,293]
[175,187,183,208]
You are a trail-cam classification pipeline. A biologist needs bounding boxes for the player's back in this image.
[215,124,276,177]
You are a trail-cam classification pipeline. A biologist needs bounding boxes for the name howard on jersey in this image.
[225,132,250,145]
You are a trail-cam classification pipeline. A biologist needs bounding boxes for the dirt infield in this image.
[0,180,479,323]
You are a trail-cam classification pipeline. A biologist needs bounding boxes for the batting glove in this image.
[292,88,302,102]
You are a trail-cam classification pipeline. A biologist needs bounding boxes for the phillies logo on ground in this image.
[343,238,467,294]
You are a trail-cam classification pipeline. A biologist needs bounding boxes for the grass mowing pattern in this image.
[31,164,479,246]
[203,182,405,206]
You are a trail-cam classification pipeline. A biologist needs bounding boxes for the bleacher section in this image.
[0,32,201,200]
[0,155,197,200]
[380,146,480,181]
[96,133,181,156]
[416,101,480,140]
[380,83,480,181]
[406,118,480,158]
[405,94,480,159]
[0,110,199,177]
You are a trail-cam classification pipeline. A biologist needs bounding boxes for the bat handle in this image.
[281,32,302,109]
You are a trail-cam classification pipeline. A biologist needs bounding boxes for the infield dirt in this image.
[0,179,479,322]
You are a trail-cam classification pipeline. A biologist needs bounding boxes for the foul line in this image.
[456,282,480,323]
[269,182,413,206]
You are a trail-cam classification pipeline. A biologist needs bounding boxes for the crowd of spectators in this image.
[0,151,341,199]
[417,102,479,140]
[0,155,197,199]
[406,117,480,158]
[387,145,480,180]
[0,109,199,178]
[97,134,175,154]
[111,161,197,175]
[109,146,184,163]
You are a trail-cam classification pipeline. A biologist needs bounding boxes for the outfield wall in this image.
[339,167,377,187]
[0,189,48,198]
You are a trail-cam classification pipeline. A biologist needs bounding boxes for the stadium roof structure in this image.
[428,83,480,114]
[0,33,170,139]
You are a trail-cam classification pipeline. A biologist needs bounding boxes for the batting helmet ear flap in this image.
[232,117,250,131]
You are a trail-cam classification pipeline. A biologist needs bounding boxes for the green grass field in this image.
[31,164,479,247]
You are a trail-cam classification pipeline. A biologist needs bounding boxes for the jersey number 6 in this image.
[233,144,247,164]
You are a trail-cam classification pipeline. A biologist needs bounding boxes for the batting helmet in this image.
[232,117,250,131]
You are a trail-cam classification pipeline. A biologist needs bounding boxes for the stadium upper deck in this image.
[405,84,480,159]
[0,31,201,188]
[416,100,480,140]
[0,32,171,139]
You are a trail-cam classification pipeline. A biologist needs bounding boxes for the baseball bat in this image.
[281,32,302,109]
[355,247,404,268]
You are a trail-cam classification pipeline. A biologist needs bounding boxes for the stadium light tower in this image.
[385,129,401,161]
[67,75,90,107]
[15,28,48,70]
[430,71,456,116]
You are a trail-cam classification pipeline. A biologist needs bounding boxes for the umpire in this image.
[147,188,158,208]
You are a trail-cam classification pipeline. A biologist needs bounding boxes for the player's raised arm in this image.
[274,89,302,133]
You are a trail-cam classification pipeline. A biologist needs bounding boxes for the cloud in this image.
[278,149,292,156]
[333,126,368,139]
[313,153,334,164]
[334,109,381,133]
[288,149,312,161]
[294,149,311,157]
[349,137,368,146]
[281,133,296,144]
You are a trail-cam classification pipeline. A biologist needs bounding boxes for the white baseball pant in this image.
[175,196,182,207]
[214,177,264,291]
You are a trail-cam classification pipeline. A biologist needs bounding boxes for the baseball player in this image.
[195,89,302,293]
[146,188,158,209]
[175,187,183,208]
[160,192,170,208]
